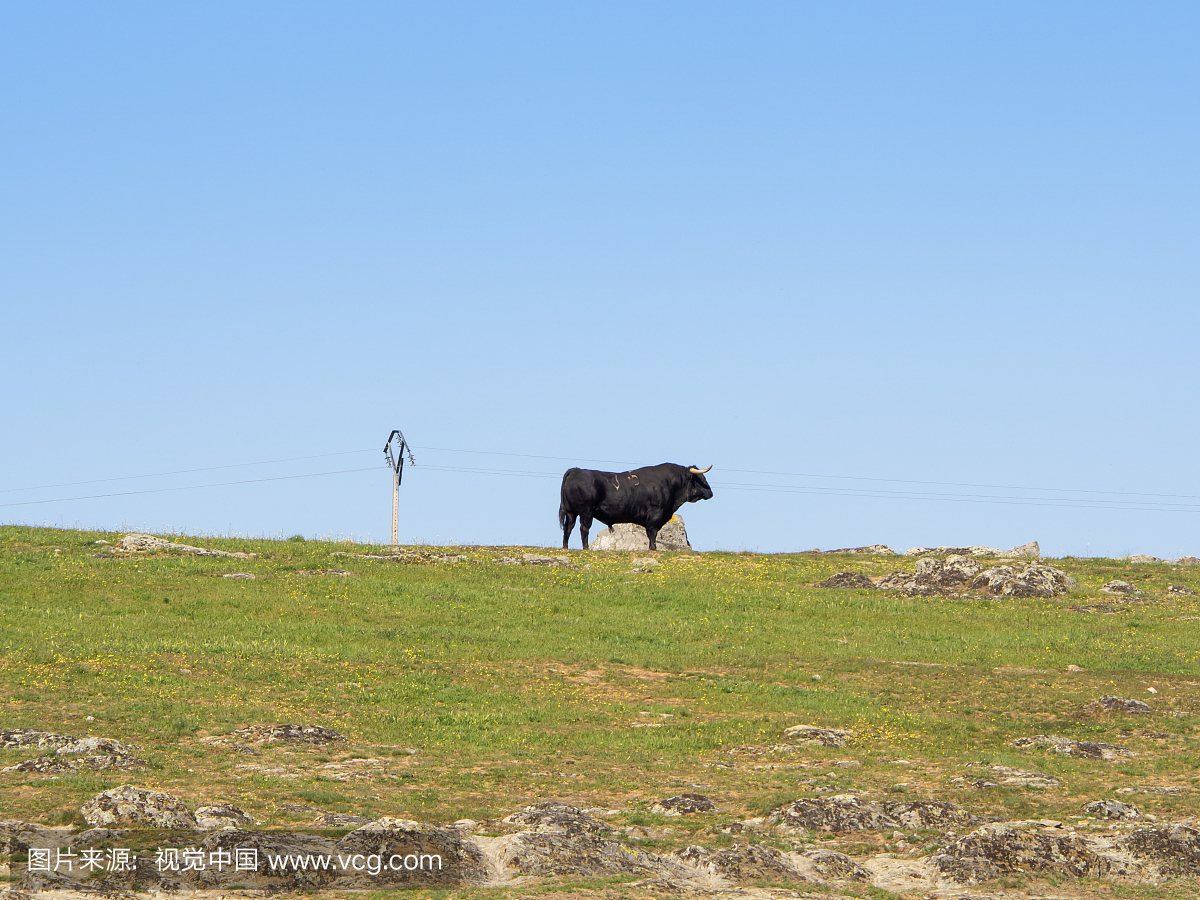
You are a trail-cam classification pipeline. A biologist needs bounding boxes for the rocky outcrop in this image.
[16,798,1200,894]
[1011,734,1134,760]
[1121,824,1200,874]
[496,554,576,567]
[81,785,197,829]
[817,571,876,590]
[970,562,1076,598]
[878,555,982,595]
[195,804,254,830]
[783,725,853,747]
[1083,799,1143,820]
[588,517,691,552]
[204,724,347,746]
[500,802,611,836]
[771,796,978,833]
[822,545,897,555]
[116,533,255,559]
[938,822,1122,879]
[1101,580,1140,594]
[498,830,685,879]
[650,794,715,816]
[0,729,76,751]
[906,542,1039,558]
[672,843,814,884]
[1085,696,1153,714]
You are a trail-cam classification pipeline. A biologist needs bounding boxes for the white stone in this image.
[588,517,691,551]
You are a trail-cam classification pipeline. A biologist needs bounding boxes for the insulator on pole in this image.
[384,430,415,546]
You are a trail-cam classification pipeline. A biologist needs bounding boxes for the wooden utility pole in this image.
[383,430,414,547]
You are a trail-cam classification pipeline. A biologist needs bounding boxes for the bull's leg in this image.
[580,515,593,550]
[562,513,577,550]
[646,526,659,551]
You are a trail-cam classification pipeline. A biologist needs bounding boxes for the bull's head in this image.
[687,465,714,501]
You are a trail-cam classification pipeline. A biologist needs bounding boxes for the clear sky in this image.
[3,2,1198,557]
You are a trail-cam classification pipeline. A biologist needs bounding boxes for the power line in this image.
[0,449,378,494]
[5,443,1200,515]
[0,467,379,508]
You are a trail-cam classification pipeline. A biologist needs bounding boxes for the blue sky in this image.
[3,2,1198,557]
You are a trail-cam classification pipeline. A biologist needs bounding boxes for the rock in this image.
[224,572,256,579]
[672,844,812,884]
[940,822,1116,878]
[0,729,76,750]
[0,820,72,855]
[1101,580,1139,594]
[772,796,893,833]
[501,802,610,836]
[816,572,877,590]
[1173,556,1200,566]
[521,553,573,566]
[770,796,977,833]
[57,736,138,758]
[933,853,1000,885]
[906,543,1038,559]
[1128,554,1164,564]
[298,568,354,576]
[783,725,853,747]
[3,753,145,774]
[650,794,715,816]
[116,533,255,559]
[1082,799,1143,820]
[81,784,197,829]
[335,818,490,885]
[877,555,982,595]
[989,765,1061,788]
[1122,824,1200,874]
[315,812,374,827]
[884,801,980,830]
[630,557,660,567]
[588,517,691,552]
[217,724,347,745]
[970,563,1076,598]
[195,803,254,830]
[798,848,872,881]
[1168,584,1197,596]
[1010,735,1134,760]
[498,830,685,880]
[1085,696,1153,714]
[823,545,897,555]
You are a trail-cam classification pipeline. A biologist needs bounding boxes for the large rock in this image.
[116,533,255,559]
[588,517,691,551]
[672,844,813,884]
[817,572,876,590]
[770,796,977,833]
[970,563,1076,598]
[1010,735,1133,760]
[501,802,610,836]
[650,794,715,816]
[906,542,1039,559]
[497,831,685,879]
[939,822,1120,879]
[877,555,982,595]
[822,545,897,556]
[81,785,197,829]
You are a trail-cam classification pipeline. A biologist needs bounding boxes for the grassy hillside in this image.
[3,525,1200,895]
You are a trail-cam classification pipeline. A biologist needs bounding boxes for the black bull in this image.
[559,463,714,551]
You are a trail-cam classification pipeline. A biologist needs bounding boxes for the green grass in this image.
[3,524,1200,893]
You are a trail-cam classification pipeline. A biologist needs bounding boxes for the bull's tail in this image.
[558,501,570,532]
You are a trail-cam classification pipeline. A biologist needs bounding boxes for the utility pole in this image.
[383,429,415,546]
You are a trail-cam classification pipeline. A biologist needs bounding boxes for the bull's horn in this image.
[689,465,713,474]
